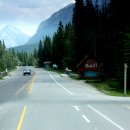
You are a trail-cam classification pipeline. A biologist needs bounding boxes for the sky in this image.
[0,0,75,36]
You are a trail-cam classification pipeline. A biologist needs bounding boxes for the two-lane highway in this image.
[0,67,34,103]
[0,67,130,130]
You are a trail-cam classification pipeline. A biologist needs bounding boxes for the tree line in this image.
[37,22,75,69]
[0,40,18,71]
[0,40,35,72]
[73,0,130,79]
[37,0,130,87]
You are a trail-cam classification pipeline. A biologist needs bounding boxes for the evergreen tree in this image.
[63,24,75,69]
[0,41,19,71]
[52,21,65,69]
[52,33,58,65]
[73,0,86,65]
[43,36,52,62]
[33,48,38,66]
[84,0,98,56]
[2,40,6,50]
[109,0,130,79]
[38,40,44,67]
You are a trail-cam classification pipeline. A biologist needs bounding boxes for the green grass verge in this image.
[70,73,130,96]
[89,80,130,97]
[68,75,130,97]
[69,73,80,80]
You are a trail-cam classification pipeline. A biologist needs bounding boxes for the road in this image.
[0,66,130,130]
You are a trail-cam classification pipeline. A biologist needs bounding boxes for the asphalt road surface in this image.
[0,66,130,130]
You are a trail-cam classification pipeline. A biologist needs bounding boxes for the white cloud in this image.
[0,0,75,35]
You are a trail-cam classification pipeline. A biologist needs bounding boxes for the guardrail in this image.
[0,71,8,78]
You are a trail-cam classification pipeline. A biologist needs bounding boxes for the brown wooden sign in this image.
[84,59,98,70]
[77,56,103,79]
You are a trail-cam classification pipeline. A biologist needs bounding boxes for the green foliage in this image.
[35,0,130,91]
[38,40,44,67]
[63,24,75,68]
[53,21,65,68]
[0,41,19,71]
[36,22,75,69]
[16,51,33,66]
[52,22,75,69]
[90,82,127,96]
[51,21,65,68]
[73,0,87,64]
[43,36,52,61]
[72,0,130,79]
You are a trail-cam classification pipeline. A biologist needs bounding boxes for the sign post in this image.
[124,63,127,95]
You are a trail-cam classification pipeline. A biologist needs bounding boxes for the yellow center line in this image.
[17,106,27,130]
[29,75,36,95]
[15,74,36,96]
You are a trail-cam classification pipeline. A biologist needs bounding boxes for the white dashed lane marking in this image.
[88,105,126,130]
[82,115,91,123]
[73,106,80,111]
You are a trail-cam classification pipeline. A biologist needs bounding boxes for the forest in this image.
[37,0,130,88]
[0,40,35,72]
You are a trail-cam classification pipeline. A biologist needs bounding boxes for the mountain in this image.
[11,43,37,53]
[13,1,103,53]
[26,3,74,45]
[13,3,74,53]
[0,26,30,48]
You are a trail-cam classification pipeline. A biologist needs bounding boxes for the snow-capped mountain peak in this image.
[0,26,30,48]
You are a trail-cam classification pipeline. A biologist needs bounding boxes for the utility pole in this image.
[124,63,128,95]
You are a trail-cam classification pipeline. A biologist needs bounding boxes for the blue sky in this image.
[0,0,74,36]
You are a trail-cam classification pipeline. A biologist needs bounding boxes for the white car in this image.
[23,69,31,75]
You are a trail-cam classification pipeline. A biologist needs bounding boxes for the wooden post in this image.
[124,63,127,95]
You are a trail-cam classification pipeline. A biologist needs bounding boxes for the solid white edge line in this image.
[88,105,126,130]
[49,73,73,95]
[82,115,90,123]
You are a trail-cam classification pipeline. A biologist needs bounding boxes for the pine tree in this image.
[43,36,52,61]
[52,21,65,69]
[38,40,44,67]
[73,0,86,65]
[63,24,75,68]
[109,0,130,79]
[84,0,99,56]
[52,33,58,65]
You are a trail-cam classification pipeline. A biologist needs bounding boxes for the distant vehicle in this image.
[53,64,58,69]
[23,69,31,75]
